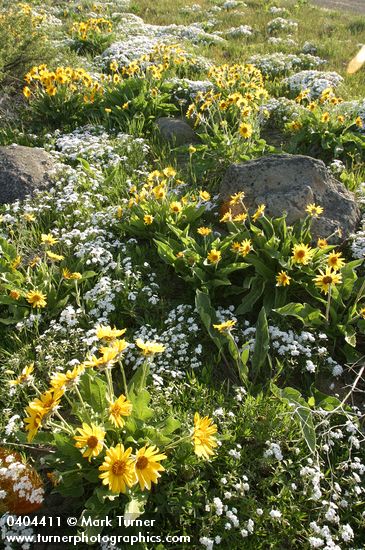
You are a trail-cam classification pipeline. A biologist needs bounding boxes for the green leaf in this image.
[251,307,270,382]
[129,389,153,421]
[274,302,324,326]
[195,288,222,349]
[236,277,265,315]
[79,372,108,413]
[162,417,181,435]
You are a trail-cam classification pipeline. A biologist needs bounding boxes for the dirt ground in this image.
[311,0,365,14]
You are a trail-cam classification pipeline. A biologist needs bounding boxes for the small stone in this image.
[156,117,200,146]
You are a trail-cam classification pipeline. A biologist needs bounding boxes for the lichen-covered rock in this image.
[156,117,199,146]
[220,154,360,239]
[0,145,56,204]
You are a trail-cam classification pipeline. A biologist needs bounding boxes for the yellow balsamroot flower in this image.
[233,213,248,223]
[9,364,34,386]
[74,423,105,461]
[327,252,345,271]
[23,213,36,222]
[9,289,21,300]
[276,271,291,287]
[288,120,302,131]
[170,201,182,214]
[252,204,266,222]
[307,102,316,111]
[213,320,236,332]
[62,268,82,280]
[143,214,153,225]
[46,251,64,262]
[134,445,167,491]
[192,412,218,460]
[337,115,345,124]
[163,167,176,178]
[355,116,363,128]
[153,185,166,200]
[231,241,242,253]
[135,339,165,356]
[197,226,212,236]
[199,190,211,201]
[358,307,365,319]
[26,290,47,309]
[99,444,136,493]
[49,365,85,391]
[207,249,221,264]
[229,192,245,205]
[109,394,133,428]
[239,239,252,257]
[189,145,197,154]
[238,122,253,139]
[305,203,323,217]
[317,238,328,249]
[24,388,64,442]
[11,256,21,269]
[41,233,58,246]
[99,339,129,363]
[23,86,32,99]
[292,243,314,265]
[110,60,118,72]
[314,267,342,295]
[96,325,126,341]
[321,112,330,123]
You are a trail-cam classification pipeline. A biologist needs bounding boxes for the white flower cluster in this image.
[267,17,298,35]
[268,36,297,46]
[269,6,289,15]
[350,216,365,258]
[222,0,247,9]
[0,455,44,505]
[225,25,254,38]
[124,304,203,385]
[283,70,343,98]
[259,97,306,127]
[52,126,149,170]
[1,514,34,550]
[248,53,325,78]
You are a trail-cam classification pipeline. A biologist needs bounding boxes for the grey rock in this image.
[0,145,56,205]
[220,154,360,239]
[156,117,200,146]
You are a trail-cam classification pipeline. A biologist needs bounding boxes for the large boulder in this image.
[156,117,200,146]
[220,154,361,239]
[0,145,56,204]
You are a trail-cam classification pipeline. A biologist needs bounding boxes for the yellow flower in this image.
[99,339,129,364]
[46,251,64,262]
[327,252,345,271]
[110,60,118,72]
[50,365,85,390]
[233,213,247,222]
[314,267,342,294]
[143,214,154,225]
[96,325,126,341]
[321,112,330,123]
[189,145,197,154]
[317,238,328,249]
[41,233,58,246]
[355,116,363,128]
[62,268,82,280]
[105,108,112,113]
[292,243,313,265]
[99,444,136,493]
[337,115,345,124]
[207,249,221,264]
[239,239,252,257]
[11,256,21,269]
[24,388,64,442]
[213,320,236,332]
[163,167,176,178]
[109,394,133,428]
[192,412,218,460]
[74,423,105,461]
[153,185,166,200]
[135,339,165,356]
[197,227,212,236]
[134,445,167,491]
[252,204,265,222]
[238,122,253,139]
[23,86,32,99]
[288,120,302,131]
[122,102,129,110]
[24,406,44,443]
[199,191,211,201]
[305,203,323,217]
[170,201,182,214]
[23,213,36,222]
[9,364,34,386]
[276,271,291,287]
[9,289,21,300]
[220,210,232,223]
[358,307,365,319]
[229,192,245,205]
[307,102,316,111]
[26,290,47,309]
